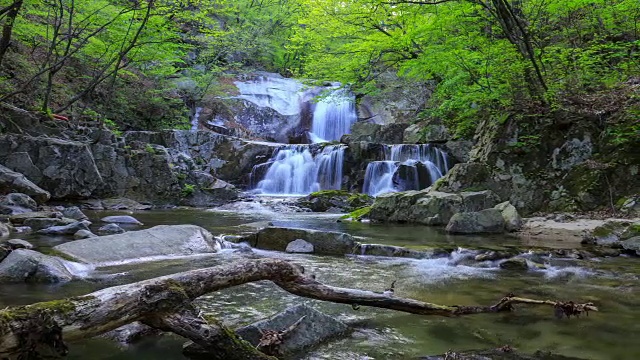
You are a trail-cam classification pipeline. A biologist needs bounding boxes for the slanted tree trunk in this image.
[0,259,598,359]
[0,0,23,68]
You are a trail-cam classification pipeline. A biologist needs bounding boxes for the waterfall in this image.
[251,145,345,195]
[234,74,304,116]
[363,144,450,196]
[309,88,357,143]
[190,107,202,131]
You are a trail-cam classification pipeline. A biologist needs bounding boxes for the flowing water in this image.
[250,145,345,195]
[309,88,357,143]
[3,207,639,360]
[364,145,450,196]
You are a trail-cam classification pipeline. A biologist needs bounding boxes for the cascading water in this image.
[363,144,450,196]
[190,107,202,131]
[309,88,357,143]
[250,145,345,195]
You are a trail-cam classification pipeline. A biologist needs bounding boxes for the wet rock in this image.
[495,201,523,232]
[12,226,31,234]
[475,250,518,262]
[5,239,34,250]
[101,198,152,210]
[246,227,356,255]
[354,243,448,259]
[621,236,640,256]
[403,123,423,143]
[582,220,631,246]
[23,217,76,231]
[297,190,373,213]
[0,193,38,210]
[0,249,73,283]
[180,177,239,207]
[620,222,640,241]
[0,223,9,237]
[98,223,126,235]
[446,209,505,234]
[286,239,315,253]
[37,220,91,235]
[74,229,97,239]
[421,349,588,360]
[235,304,349,356]
[54,225,219,264]
[0,164,51,203]
[62,206,88,220]
[9,211,62,225]
[499,258,529,271]
[618,195,640,216]
[370,189,499,225]
[101,215,143,225]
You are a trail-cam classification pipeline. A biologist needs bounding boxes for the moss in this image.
[340,206,371,221]
[308,189,350,199]
[0,299,77,325]
[38,248,81,263]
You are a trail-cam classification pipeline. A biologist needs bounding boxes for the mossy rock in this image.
[299,191,373,213]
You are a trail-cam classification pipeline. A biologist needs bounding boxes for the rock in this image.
[235,304,349,356]
[102,322,160,344]
[620,222,640,241]
[23,217,77,231]
[74,229,97,239]
[474,250,517,262]
[421,124,450,142]
[0,244,10,262]
[0,164,51,203]
[370,189,499,225]
[446,208,505,234]
[37,220,91,235]
[499,258,529,271]
[403,123,423,143]
[245,227,356,255]
[0,193,38,210]
[349,122,408,143]
[97,223,125,235]
[297,190,372,213]
[442,140,473,163]
[54,225,219,265]
[355,243,448,259]
[584,220,630,246]
[0,249,73,283]
[62,206,88,220]
[5,239,34,250]
[618,195,640,216]
[421,349,587,360]
[101,198,152,210]
[0,223,9,237]
[285,239,315,253]
[494,201,523,232]
[9,211,62,225]
[101,215,143,225]
[11,226,31,234]
[0,204,32,215]
[621,236,640,256]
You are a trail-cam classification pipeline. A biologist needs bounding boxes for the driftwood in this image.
[0,258,598,359]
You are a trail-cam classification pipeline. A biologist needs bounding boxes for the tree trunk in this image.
[0,0,23,67]
[0,259,598,359]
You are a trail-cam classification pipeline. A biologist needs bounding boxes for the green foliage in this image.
[181,183,196,197]
[340,206,372,221]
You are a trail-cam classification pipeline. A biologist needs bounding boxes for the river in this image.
[2,205,638,359]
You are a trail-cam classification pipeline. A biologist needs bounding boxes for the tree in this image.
[0,0,23,67]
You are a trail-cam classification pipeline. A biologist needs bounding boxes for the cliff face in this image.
[432,86,640,215]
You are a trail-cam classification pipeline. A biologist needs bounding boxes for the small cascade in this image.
[251,145,345,195]
[309,88,357,143]
[363,144,450,196]
[190,106,202,131]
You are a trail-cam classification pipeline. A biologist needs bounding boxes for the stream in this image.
[2,205,639,360]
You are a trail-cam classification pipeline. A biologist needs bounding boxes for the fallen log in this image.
[0,258,598,359]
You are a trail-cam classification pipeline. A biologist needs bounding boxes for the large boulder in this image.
[0,193,38,210]
[445,208,506,234]
[296,190,372,213]
[9,211,62,225]
[244,227,356,255]
[0,164,50,203]
[621,236,640,256]
[23,217,76,231]
[370,190,500,225]
[494,201,523,232]
[54,225,219,265]
[0,249,73,283]
[235,304,349,356]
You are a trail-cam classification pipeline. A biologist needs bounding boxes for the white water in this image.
[363,144,450,196]
[190,106,202,130]
[251,145,345,195]
[309,88,357,142]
